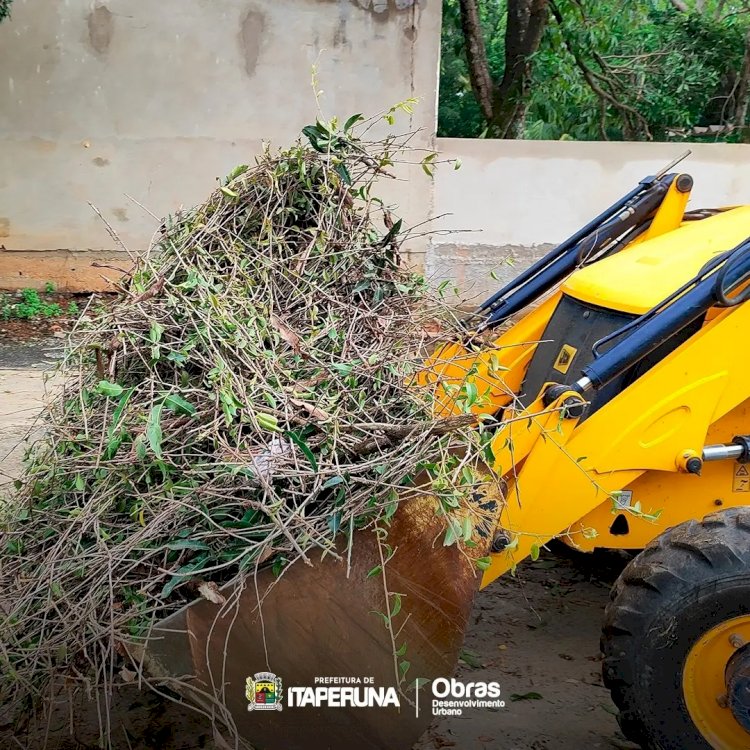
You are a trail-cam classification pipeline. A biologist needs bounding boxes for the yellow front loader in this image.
[422,157,750,749]
[144,158,750,750]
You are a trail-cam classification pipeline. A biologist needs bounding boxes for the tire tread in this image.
[601,508,750,749]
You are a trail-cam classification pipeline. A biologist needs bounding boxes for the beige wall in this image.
[430,138,750,302]
[0,0,440,290]
[5,4,750,300]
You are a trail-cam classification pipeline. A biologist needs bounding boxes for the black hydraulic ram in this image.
[567,238,750,398]
[477,167,688,330]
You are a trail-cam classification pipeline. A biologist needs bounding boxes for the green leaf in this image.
[390,592,402,618]
[530,543,540,562]
[109,386,134,432]
[286,430,318,472]
[344,113,364,131]
[366,564,382,579]
[165,539,211,551]
[383,494,399,523]
[225,164,249,183]
[146,404,163,459]
[475,556,491,571]
[314,119,332,135]
[166,350,188,365]
[334,162,352,185]
[331,362,354,376]
[328,511,342,535]
[301,125,319,139]
[160,555,209,598]
[504,537,519,552]
[74,473,85,492]
[255,412,278,432]
[322,475,345,489]
[381,218,403,246]
[459,648,483,668]
[176,271,203,291]
[352,280,370,294]
[370,609,390,627]
[464,381,478,408]
[149,322,164,345]
[420,152,438,178]
[134,435,147,461]
[164,393,196,416]
[272,556,287,577]
[511,692,543,701]
[302,125,330,153]
[96,380,123,398]
[443,517,461,547]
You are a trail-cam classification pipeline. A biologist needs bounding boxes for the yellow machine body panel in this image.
[480,298,750,586]
[572,401,750,551]
[564,205,750,315]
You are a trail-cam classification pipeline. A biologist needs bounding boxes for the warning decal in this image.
[553,344,578,375]
[733,464,750,493]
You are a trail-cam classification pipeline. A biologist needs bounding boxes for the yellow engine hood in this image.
[563,206,750,315]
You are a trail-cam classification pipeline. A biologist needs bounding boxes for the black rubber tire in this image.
[601,507,750,750]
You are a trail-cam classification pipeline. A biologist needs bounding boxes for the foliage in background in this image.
[0,0,11,23]
[440,0,750,141]
[0,287,78,321]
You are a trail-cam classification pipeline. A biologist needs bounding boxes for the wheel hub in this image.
[726,641,750,733]
[683,615,750,749]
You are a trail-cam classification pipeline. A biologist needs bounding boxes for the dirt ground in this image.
[0,339,635,750]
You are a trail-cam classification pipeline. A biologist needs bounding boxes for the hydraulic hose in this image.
[478,175,675,330]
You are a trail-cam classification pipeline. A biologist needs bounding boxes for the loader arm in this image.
[420,168,695,419]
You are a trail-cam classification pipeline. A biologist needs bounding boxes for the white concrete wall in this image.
[6,1,750,302]
[430,138,750,301]
[0,0,441,289]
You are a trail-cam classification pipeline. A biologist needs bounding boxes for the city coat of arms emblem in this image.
[246,671,283,711]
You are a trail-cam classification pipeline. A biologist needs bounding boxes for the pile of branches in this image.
[0,116,493,730]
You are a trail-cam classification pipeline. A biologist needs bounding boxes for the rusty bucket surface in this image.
[145,489,500,750]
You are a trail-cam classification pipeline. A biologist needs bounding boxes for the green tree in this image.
[0,0,12,23]
[454,0,550,138]
[440,0,750,141]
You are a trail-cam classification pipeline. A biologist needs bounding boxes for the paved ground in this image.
[415,548,635,750]
[0,367,40,484]
[0,339,635,750]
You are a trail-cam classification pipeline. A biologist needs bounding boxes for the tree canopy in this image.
[0,0,11,23]
[440,0,750,141]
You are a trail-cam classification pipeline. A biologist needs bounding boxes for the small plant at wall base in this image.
[0,287,77,321]
[0,0,12,23]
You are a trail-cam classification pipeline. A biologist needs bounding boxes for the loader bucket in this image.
[144,483,501,750]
